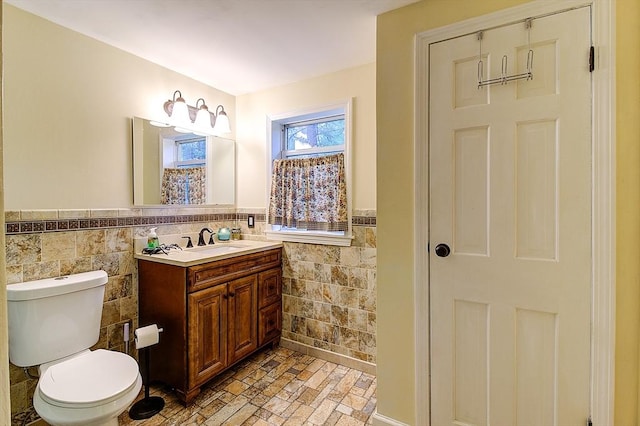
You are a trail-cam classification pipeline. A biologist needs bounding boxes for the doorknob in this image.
[435,243,451,258]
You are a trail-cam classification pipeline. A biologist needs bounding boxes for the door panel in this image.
[454,126,489,256]
[227,275,258,364]
[515,119,557,260]
[188,284,227,387]
[453,300,488,425]
[430,7,592,425]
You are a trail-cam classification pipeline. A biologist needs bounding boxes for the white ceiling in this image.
[6,0,419,95]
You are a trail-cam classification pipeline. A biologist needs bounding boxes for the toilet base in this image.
[33,374,142,426]
[129,396,165,420]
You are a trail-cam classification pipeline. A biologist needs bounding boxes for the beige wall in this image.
[615,0,640,423]
[235,63,376,210]
[376,0,640,424]
[2,4,235,210]
[0,3,11,424]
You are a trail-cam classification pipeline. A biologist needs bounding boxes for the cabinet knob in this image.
[223,294,228,300]
[229,292,235,297]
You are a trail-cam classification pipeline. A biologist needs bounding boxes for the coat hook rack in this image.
[477,18,534,89]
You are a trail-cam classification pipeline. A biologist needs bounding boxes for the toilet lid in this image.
[39,349,140,408]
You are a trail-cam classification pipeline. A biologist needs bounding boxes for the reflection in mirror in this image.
[132,117,235,206]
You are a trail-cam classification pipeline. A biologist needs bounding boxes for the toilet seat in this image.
[39,349,140,409]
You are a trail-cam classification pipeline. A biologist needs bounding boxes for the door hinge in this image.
[589,46,595,72]
[587,416,593,426]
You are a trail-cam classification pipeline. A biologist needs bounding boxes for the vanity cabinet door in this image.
[227,275,258,364]
[188,284,227,387]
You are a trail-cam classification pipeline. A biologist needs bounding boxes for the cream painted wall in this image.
[374,0,631,424]
[2,4,235,210]
[235,63,376,210]
[615,1,640,424]
[1,3,11,423]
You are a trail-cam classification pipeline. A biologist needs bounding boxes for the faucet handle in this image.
[208,234,216,245]
[182,236,193,248]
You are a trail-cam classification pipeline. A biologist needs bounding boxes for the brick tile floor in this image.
[118,346,376,425]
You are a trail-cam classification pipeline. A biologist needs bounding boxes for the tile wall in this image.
[281,218,377,365]
[4,207,376,421]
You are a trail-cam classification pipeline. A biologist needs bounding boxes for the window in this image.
[176,137,206,168]
[266,101,352,246]
[283,116,345,157]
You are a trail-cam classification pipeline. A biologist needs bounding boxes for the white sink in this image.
[185,244,244,254]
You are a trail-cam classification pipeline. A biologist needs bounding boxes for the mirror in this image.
[132,117,235,206]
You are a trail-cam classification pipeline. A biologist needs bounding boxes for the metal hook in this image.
[501,55,508,84]
[477,31,484,88]
[525,18,534,80]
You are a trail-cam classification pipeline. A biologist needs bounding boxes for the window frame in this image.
[174,136,207,169]
[266,100,353,246]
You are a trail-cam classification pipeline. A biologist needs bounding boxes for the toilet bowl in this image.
[7,271,143,426]
[33,349,142,426]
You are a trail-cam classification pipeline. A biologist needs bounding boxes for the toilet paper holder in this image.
[129,324,165,420]
[134,324,163,350]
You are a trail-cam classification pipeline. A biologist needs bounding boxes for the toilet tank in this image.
[7,270,108,367]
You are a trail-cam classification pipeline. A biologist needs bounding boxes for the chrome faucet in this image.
[198,227,214,246]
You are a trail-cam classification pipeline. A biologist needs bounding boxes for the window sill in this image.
[265,230,353,247]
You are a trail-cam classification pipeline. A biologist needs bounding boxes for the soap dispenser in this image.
[147,227,159,249]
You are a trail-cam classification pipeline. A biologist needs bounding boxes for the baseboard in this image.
[371,410,411,426]
[279,338,376,376]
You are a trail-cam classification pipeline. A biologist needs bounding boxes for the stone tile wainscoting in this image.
[280,216,377,367]
[4,207,376,425]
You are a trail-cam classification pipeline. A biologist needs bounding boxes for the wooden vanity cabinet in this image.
[138,248,282,405]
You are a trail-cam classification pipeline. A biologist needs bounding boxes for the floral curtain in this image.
[160,167,206,205]
[268,153,348,231]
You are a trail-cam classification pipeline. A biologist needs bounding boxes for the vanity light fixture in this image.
[151,90,231,136]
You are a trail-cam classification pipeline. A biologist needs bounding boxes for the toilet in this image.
[7,270,142,426]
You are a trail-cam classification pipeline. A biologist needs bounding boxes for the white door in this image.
[430,7,592,426]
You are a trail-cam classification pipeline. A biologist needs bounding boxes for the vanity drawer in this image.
[258,268,282,308]
[187,249,281,292]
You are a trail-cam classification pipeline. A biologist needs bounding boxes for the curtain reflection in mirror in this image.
[160,167,206,204]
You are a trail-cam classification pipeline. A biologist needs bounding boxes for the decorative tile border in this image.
[352,216,377,226]
[6,212,375,235]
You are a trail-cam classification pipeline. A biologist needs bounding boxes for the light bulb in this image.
[194,108,213,134]
[170,99,191,127]
[213,108,231,135]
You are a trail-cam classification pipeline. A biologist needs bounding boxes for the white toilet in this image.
[7,270,142,426]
